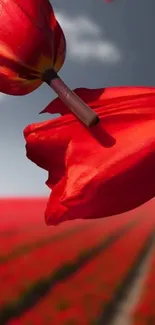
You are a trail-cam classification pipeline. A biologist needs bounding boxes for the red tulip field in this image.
[0,198,155,325]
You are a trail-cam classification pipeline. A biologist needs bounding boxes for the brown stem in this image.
[42,69,100,127]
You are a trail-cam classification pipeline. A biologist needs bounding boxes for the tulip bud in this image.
[0,0,99,127]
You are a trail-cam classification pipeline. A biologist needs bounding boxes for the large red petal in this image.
[40,86,155,115]
[24,87,155,225]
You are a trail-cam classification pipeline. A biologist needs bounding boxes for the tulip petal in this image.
[24,87,155,225]
[40,86,155,115]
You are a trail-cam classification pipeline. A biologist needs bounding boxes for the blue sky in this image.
[0,0,155,196]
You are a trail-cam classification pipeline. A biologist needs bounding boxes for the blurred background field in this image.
[0,198,155,325]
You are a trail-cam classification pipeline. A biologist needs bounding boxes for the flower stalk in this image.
[42,69,100,127]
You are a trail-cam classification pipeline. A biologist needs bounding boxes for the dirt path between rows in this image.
[109,244,155,325]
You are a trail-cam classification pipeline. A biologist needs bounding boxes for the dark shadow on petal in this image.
[91,122,116,148]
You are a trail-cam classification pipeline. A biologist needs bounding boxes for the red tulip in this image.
[24,86,155,225]
[0,0,99,126]
[0,0,66,95]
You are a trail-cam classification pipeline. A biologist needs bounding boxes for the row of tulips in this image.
[0,226,56,258]
[10,215,155,325]
[0,198,96,259]
[0,221,90,263]
[0,213,132,308]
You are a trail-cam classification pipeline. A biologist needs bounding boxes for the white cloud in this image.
[71,40,121,63]
[56,12,122,64]
[56,14,101,37]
